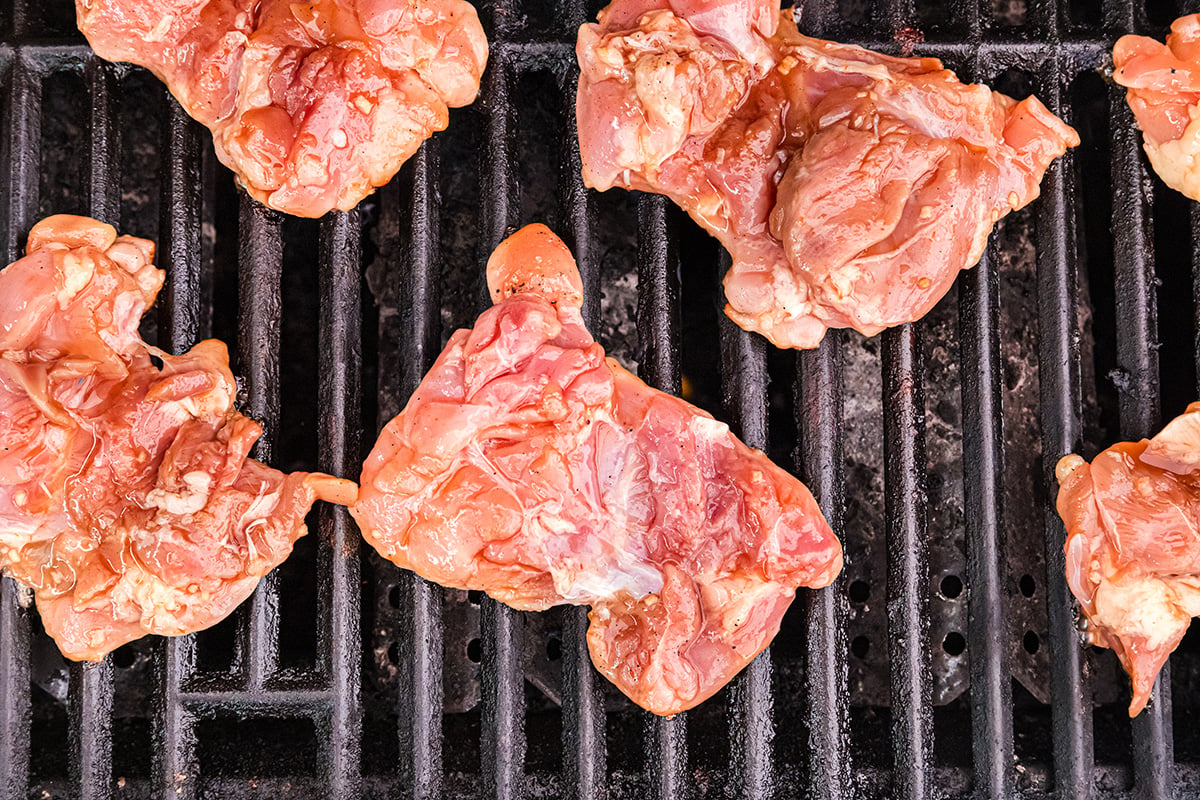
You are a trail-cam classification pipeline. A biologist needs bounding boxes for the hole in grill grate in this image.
[2,0,1200,797]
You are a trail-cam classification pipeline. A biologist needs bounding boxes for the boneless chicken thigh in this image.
[351,224,843,715]
[76,0,487,217]
[576,0,1079,349]
[1056,402,1200,716]
[0,215,355,661]
[1113,14,1200,201]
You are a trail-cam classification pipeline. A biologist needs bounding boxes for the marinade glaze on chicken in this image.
[1113,14,1200,202]
[76,0,488,217]
[576,0,1080,349]
[351,224,843,715]
[1056,402,1200,716]
[0,215,356,661]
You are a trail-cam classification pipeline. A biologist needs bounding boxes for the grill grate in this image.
[3,0,1200,797]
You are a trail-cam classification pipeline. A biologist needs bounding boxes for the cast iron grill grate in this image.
[1,0,1199,797]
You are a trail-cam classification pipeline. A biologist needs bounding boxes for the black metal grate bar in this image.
[958,244,1015,799]
[718,250,774,800]
[84,56,116,223]
[1104,0,1137,32]
[155,640,199,798]
[959,40,1016,800]
[558,61,598,333]
[1109,74,1175,800]
[882,323,933,800]
[481,598,526,800]
[1193,204,1200,394]
[0,579,30,800]
[2,51,38,267]
[395,143,446,800]
[797,335,851,800]
[1035,80,1093,798]
[172,688,333,708]
[876,0,915,34]
[237,199,284,468]
[561,604,604,800]
[69,661,113,800]
[635,196,680,394]
[480,49,513,259]
[158,97,202,356]
[238,196,284,688]
[153,563,200,797]
[1109,97,1162,444]
[318,210,365,797]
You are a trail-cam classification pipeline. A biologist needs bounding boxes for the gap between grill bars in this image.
[1,0,1198,797]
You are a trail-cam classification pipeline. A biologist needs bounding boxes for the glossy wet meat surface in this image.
[352,224,843,715]
[0,215,355,661]
[1057,401,1200,716]
[76,0,488,217]
[576,0,1079,349]
[1113,13,1200,202]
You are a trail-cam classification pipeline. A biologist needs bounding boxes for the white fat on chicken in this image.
[1090,574,1197,652]
[1143,104,1200,203]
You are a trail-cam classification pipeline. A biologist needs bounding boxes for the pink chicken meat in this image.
[0,215,355,661]
[76,0,488,217]
[1056,402,1200,716]
[1113,14,1200,201]
[576,0,1080,349]
[351,224,843,715]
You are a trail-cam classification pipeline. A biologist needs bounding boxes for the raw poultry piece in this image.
[0,215,355,661]
[576,0,1079,349]
[1056,402,1200,716]
[352,224,843,715]
[1113,14,1200,201]
[76,0,488,217]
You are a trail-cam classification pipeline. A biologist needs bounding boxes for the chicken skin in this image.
[1113,14,1200,202]
[352,224,843,715]
[0,215,355,660]
[77,0,488,217]
[576,0,1079,348]
[1057,401,1200,716]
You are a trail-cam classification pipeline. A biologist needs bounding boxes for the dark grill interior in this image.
[3,0,1200,797]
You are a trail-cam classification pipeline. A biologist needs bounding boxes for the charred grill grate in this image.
[1,0,1199,797]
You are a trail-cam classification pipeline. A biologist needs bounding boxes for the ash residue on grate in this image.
[839,290,970,710]
[994,205,1056,706]
[593,190,641,369]
[842,331,887,706]
[923,283,969,708]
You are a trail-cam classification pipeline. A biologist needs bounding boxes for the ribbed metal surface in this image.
[1,0,1196,797]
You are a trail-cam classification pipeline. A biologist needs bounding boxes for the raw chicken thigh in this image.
[0,215,355,661]
[76,0,488,217]
[1056,401,1200,716]
[1113,14,1200,201]
[352,224,843,715]
[576,0,1079,348]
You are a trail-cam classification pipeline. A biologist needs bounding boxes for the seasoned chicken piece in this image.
[576,0,1079,349]
[76,0,487,217]
[1056,401,1200,716]
[0,215,355,661]
[1113,14,1200,201]
[352,224,843,715]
